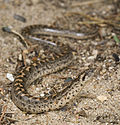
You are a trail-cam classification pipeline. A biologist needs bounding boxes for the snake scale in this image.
[10,25,97,113]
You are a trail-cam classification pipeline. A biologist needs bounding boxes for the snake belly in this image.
[11,25,87,113]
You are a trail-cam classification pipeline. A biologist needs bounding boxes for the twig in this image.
[0,88,4,95]
[2,27,31,48]
[71,0,106,7]
[0,105,7,125]
[65,12,120,27]
[5,117,19,123]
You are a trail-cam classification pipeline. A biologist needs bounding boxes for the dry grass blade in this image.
[2,27,31,48]
[0,88,4,95]
[71,0,106,7]
[0,105,7,125]
[65,12,120,27]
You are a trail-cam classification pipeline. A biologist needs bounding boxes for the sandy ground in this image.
[0,0,120,125]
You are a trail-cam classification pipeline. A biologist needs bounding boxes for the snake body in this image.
[11,25,97,113]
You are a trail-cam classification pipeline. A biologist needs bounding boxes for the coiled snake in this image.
[4,25,97,113]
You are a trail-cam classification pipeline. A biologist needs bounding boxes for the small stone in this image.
[25,59,31,64]
[112,53,119,62]
[31,0,39,4]
[88,50,98,61]
[23,49,28,54]
[40,93,45,97]
[92,50,98,57]
[88,56,96,60]
[97,95,107,102]
[6,73,14,82]
[14,14,26,23]
[18,54,22,61]
[36,87,40,91]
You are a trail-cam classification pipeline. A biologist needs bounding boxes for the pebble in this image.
[112,53,119,62]
[6,73,14,82]
[36,87,40,92]
[97,95,107,102]
[25,58,31,64]
[18,54,22,61]
[40,93,45,97]
[13,14,26,23]
[88,50,98,61]
[31,0,39,4]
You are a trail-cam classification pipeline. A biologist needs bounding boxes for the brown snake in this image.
[4,25,97,113]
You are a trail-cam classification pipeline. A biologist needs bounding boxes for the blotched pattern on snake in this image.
[11,25,96,113]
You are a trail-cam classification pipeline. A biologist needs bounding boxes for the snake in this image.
[5,24,97,113]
